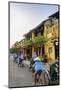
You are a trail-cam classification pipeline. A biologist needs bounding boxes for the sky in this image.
[10,3,58,47]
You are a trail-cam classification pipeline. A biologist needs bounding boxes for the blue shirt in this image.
[33,61,45,72]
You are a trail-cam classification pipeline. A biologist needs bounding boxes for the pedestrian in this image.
[32,52,37,85]
[43,56,50,85]
[32,52,37,59]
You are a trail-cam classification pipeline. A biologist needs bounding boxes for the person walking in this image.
[43,55,50,85]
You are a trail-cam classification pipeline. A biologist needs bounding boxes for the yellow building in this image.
[44,11,59,63]
[31,23,44,56]
[18,11,59,63]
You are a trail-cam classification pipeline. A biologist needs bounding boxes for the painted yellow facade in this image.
[19,20,58,63]
[13,11,59,63]
[44,20,58,63]
[32,32,36,55]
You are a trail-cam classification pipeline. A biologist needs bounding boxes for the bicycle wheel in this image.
[44,72,50,85]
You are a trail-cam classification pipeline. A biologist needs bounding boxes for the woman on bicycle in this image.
[32,55,45,85]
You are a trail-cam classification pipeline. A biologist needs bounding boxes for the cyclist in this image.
[32,55,45,85]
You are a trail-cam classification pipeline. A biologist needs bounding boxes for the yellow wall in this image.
[44,41,55,63]
[32,32,36,55]
[44,22,58,63]
[32,32,35,40]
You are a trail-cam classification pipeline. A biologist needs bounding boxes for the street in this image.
[9,54,32,87]
[9,54,58,87]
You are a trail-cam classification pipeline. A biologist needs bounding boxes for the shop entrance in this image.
[27,47,32,59]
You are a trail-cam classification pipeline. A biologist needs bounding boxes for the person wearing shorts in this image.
[32,60,44,85]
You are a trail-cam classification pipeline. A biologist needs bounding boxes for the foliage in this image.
[14,41,19,48]
[24,39,33,47]
[23,35,47,48]
[10,47,17,53]
[33,35,47,46]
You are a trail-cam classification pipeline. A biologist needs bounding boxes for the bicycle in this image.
[33,70,44,85]
[18,58,24,67]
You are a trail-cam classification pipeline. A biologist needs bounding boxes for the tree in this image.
[33,35,47,46]
[14,41,19,48]
[24,39,33,48]
[10,47,17,53]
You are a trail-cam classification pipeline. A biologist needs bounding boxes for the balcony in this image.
[23,34,47,48]
[23,39,32,48]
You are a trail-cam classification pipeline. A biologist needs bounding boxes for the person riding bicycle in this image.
[18,51,24,66]
[32,55,45,85]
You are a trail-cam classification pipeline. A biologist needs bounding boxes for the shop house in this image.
[44,11,59,63]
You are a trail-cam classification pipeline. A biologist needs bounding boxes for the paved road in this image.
[9,54,32,87]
